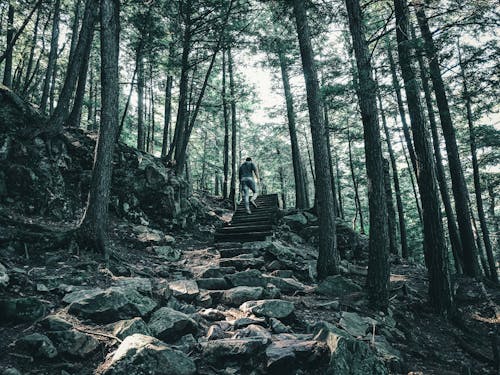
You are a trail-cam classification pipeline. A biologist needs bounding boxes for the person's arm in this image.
[253,163,260,181]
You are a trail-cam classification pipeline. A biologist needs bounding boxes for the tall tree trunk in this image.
[22,6,40,95]
[78,0,120,260]
[2,3,14,86]
[87,60,94,129]
[116,60,137,140]
[40,0,61,113]
[324,109,339,216]
[228,46,237,207]
[348,128,365,234]
[487,183,499,250]
[413,31,463,273]
[377,80,409,258]
[49,58,58,115]
[49,0,98,132]
[278,48,308,209]
[150,64,155,153]
[383,158,398,256]
[222,48,230,199]
[345,0,389,309]
[137,53,145,150]
[415,5,479,277]
[68,0,82,64]
[292,0,339,278]
[394,0,452,313]
[459,46,498,282]
[161,72,173,157]
[334,152,345,219]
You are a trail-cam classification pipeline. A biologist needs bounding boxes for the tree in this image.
[40,0,60,114]
[394,0,452,313]
[78,0,120,259]
[345,0,389,309]
[2,2,15,87]
[291,0,339,278]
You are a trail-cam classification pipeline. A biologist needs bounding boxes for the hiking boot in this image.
[246,208,252,214]
[251,199,258,208]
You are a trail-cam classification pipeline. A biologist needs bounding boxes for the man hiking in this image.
[239,157,260,214]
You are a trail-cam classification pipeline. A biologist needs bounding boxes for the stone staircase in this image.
[214,194,279,242]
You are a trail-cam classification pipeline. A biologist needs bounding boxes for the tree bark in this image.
[49,0,98,132]
[161,61,173,157]
[137,53,145,150]
[345,0,390,309]
[68,0,82,64]
[377,80,409,258]
[78,0,120,259]
[278,48,308,209]
[348,127,365,234]
[222,48,230,199]
[458,46,498,282]
[394,0,452,313]
[334,152,345,219]
[22,6,40,96]
[228,46,237,207]
[40,0,61,113]
[292,0,339,278]
[415,5,480,277]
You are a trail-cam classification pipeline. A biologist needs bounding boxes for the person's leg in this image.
[250,179,258,207]
[242,180,251,213]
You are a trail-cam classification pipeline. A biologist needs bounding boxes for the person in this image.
[239,157,259,214]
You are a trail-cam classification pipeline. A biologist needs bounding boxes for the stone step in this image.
[214,231,272,242]
[218,225,273,234]
[218,247,252,258]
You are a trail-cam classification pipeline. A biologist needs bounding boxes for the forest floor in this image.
[0,201,499,374]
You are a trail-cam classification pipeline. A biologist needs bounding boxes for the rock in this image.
[113,277,152,294]
[152,245,181,261]
[15,333,58,359]
[198,308,226,321]
[48,330,99,357]
[239,300,294,319]
[0,262,9,287]
[264,276,305,294]
[283,213,308,231]
[231,316,266,329]
[222,286,264,307]
[1,368,21,375]
[172,333,197,354]
[225,269,266,287]
[200,267,236,278]
[39,315,73,331]
[372,335,404,372]
[65,287,157,323]
[266,339,328,373]
[270,318,290,334]
[112,318,151,340]
[0,297,47,323]
[195,291,213,307]
[169,280,199,301]
[102,334,196,375]
[207,325,227,340]
[201,338,268,364]
[219,255,265,271]
[303,212,318,224]
[313,322,388,375]
[316,275,362,297]
[148,307,198,342]
[339,312,377,338]
[263,283,281,299]
[197,278,229,290]
[269,270,294,278]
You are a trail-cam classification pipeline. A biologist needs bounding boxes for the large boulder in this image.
[15,333,58,359]
[65,287,157,323]
[102,334,196,375]
[111,318,151,340]
[222,286,264,307]
[266,339,329,373]
[315,275,362,298]
[201,338,268,364]
[168,280,199,302]
[283,213,308,231]
[47,329,100,357]
[148,307,198,342]
[0,297,48,324]
[313,322,388,375]
[225,269,267,287]
[239,300,294,319]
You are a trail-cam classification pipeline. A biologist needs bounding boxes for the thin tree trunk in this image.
[384,158,398,255]
[228,46,237,207]
[161,72,173,157]
[292,0,339,278]
[116,61,137,140]
[150,64,155,153]
[3,2,15,86]
[87,60,94,130]
[40,0,61,113]
[68,0,82,64]
[348,127,365,234]
[222,48,230,199]
[137,53,145,150]
[377,81,409,258]
[414,33,463,273]
[416,5,479,277]
[324,109,338,216]
[458,46,497,282]
[22,6,41,96]
[394,0,452,313]
[49,0,98,132]
[278,48,307,209]
[78,0,120,260]
[345,0,390,309]
[334,151,345,219]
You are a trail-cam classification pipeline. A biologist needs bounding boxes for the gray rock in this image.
[339,312,377,338]
[264,276,305,294]
[283,213,308,230]
[195,291,213,308]
[200,267,236,278]
[222,286,264,307]
[201,338,268,364]
[39,315,73,331]
[1,368,22,375]
[231,316,266,329]
[219,255,265,271]
[65,287,157,323]
[112,317,151,340]
[102,334,196,375]
[232,324,272,341]
[113,277,152,294]
[269,270,294,278]
[240,300,294,319]
[270,318,290,334]
[15,333,58,359]
[48,330,99,357]
[0,297,47,323]
[313,322,388,375]
[225,269,266,287]
[198,308,226,321]
[148,307,198,342]
[207,325,227,340]
[169,280,199,301]
[316,275,362,297]
[197,278,229,290]
[0,262,8,287]
[263,283,281,299]
[172,334,198,354]
[303,212,318,224]
[266,339,328,373]
[152,245,181,261]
